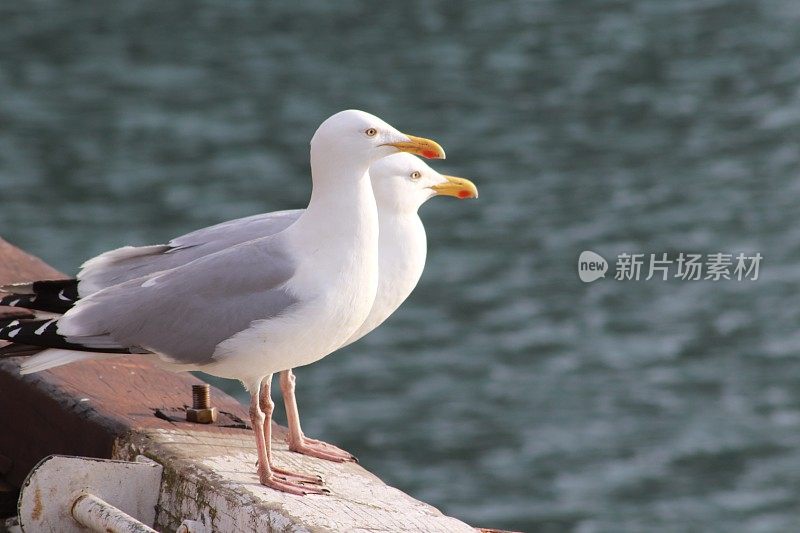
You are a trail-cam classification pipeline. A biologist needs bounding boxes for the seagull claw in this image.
[258,465,328,495]
[289,436,357,463]
[272,465,324,485]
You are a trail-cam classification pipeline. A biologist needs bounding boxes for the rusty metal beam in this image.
[0,237,254,487]
[0,238,63,285]
[0,238,500,532]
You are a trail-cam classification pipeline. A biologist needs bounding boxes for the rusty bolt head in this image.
[186,406,218,424]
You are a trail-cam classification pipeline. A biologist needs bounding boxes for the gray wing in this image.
[77,210,303,296]
[60,235,299,365]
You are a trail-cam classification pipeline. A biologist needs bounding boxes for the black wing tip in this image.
[32,279,79,295]
[0,318,130,354]
[0,279,79,313]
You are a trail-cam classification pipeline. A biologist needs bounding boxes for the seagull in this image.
[0,109,446,495]
[1,153,478,463]
[283,154,477,461]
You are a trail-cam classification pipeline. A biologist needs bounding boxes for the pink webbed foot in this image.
[272,465,324,485]
[257,464,328,495]
[254,460,324,485]
[289,436,357,463]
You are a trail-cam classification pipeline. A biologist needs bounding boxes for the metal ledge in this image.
[0,238,482,532]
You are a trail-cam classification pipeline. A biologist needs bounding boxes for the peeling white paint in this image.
[115,428,474,532]
[18,456,163,533]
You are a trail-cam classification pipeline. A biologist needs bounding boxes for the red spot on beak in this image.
[421,149,438,159]
[458,190,471,198]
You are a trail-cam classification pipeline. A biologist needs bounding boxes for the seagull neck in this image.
[379,210,426,250]
[306,146,372,207]
[306,168,372,214]
[378,209,419,232]
[296,159,378,239]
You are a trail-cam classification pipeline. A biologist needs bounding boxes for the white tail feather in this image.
[19,349,122,375]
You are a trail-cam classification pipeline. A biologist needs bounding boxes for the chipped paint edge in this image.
[114,434,313,533]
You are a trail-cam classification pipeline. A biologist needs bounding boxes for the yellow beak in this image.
[430,175,479,199]
[384,134,446,160]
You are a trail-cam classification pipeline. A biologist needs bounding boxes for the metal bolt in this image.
[192,384,211,409]
[186,384,217,424]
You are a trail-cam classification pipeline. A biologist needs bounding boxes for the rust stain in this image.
[31,487,42,521]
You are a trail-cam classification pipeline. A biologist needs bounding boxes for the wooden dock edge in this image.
[0,238,500,532]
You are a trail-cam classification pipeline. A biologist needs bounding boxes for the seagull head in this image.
[370,153,478,214]
[310,110,446,176]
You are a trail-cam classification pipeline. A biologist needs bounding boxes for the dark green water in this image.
[3,2,800,531]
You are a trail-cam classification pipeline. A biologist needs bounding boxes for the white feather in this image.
[78,245,169,296]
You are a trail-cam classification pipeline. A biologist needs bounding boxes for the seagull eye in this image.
[365,128,378,137]
[410,171,422,180]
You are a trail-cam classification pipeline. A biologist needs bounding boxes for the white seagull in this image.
[2,153,478,463]
[0,110,446,495]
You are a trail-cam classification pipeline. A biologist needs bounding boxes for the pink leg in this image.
[250,375,326,495]
[280,369,356,463]
[258,376,323,485]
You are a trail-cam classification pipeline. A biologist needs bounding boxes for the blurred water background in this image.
[3,1,800,531]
